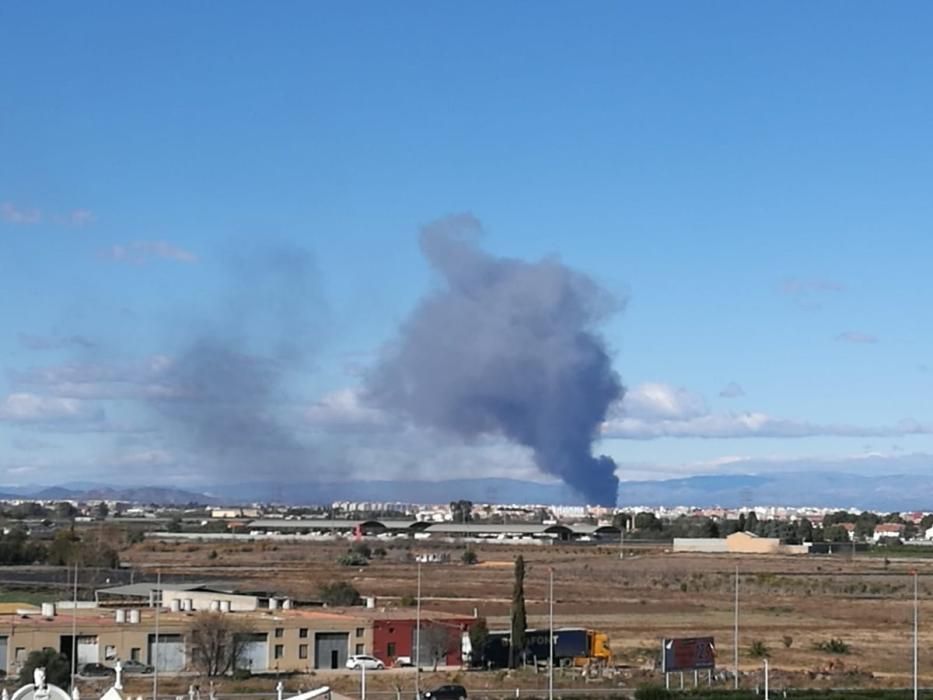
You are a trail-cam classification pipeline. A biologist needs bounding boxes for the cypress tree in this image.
[509,555,527,668]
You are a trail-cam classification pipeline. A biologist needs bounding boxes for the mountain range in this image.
[0,471,930,510]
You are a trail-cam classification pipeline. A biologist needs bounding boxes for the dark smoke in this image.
[365,214,624,505]
[150,242,326,478]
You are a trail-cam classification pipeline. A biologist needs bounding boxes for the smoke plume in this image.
[365,215,624,505]
[150,242,327,478]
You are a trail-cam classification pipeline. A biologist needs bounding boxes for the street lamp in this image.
[415,563,422,700]
[548,568,554,700]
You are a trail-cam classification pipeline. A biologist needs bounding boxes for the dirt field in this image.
[122,537,933,693]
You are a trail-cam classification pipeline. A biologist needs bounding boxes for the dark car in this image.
[423,685,467,700]
[79,663,116,678]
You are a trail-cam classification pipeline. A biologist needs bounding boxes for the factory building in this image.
[0,604,373,676]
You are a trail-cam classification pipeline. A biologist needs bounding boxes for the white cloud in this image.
[0,393,101,423]
[100,241,198,264]
[619,382,707,421]
[10,356,182,400]
[1,202,41,225]
[304,387,395,432]
[836,331,879,344]
[604,382,931,440]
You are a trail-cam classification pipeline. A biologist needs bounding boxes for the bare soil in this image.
[123,538,933,693]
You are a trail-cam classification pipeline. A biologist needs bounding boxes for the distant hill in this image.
[616,471,933,511]
[205,478,584,506]
[3,469,933,510]
[7,485,216,505]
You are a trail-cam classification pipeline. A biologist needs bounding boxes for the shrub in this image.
[462,549,478,565]
[782,635,794,649]
[337,551,369,566]
[748,640,769,658]
[399,594,417,607]
[815,638,850,654]
[318,581,361,606]
[634,685,672,700]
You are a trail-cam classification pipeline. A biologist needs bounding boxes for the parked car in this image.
[345,654,385,670]
[394,656,414,667]
[423,685,467,700]
[79,663,116,678]
[120,659,154,674]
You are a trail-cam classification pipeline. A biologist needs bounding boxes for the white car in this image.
[346,654,385,670]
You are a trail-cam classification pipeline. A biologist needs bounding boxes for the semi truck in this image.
[482,627,612,668]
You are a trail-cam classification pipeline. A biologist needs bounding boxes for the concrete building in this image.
[672,538,728,553]
[873,523,905,542]
[0,605,374,676]
[724,531,782,554]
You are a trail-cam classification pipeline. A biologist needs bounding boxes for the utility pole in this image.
[70,563,78,693]
[153,571,161,700]
[734,565,739,690]
[548,568,554,700]
[914,571,919,700]
[763,659,769,700]
[415,563,422,700]
[619,514,625,560]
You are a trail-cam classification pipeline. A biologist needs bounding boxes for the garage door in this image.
[314,633,349,670]
[237,633,268,672]
[148,634,185,672]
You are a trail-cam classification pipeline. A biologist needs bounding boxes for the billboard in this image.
[662,637,715,672]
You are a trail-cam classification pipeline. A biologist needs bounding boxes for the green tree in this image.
[796,518,814,543]
[19,648,71,688]
[823,524,851,543]
[745,511,759,533]
[54,502,78,520]
[855,512,881,540]
[94,502,110,520]
[461,548,478,565]
[634,512,662,531]
[509,555,527,668]
[449,500,474,524]
[318,581,361,606]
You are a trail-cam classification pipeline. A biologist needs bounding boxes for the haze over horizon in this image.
[3,4,933,501]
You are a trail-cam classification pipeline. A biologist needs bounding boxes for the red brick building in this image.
[372,614,476,667]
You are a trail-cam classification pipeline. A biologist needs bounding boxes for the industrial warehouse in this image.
[0,582,608,678]
[157,519,627,544]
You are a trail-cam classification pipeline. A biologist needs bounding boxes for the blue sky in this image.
[2,2,932,494]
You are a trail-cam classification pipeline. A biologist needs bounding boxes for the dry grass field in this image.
[121,537,933,694]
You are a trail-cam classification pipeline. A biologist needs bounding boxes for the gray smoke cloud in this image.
[365,214,624,505]
[150,242,327,478]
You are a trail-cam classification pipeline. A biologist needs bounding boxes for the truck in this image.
[481,627,612,668]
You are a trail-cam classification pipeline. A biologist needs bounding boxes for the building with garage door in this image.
[0,604,372,676]
[369,612,477,668]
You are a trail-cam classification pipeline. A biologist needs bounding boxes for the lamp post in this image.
[914,571,919,700]
[734,566,739,690]
[548,568,554,700]
[153,570,161,700]
[415,563,422,700]
[760,659,769,700]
